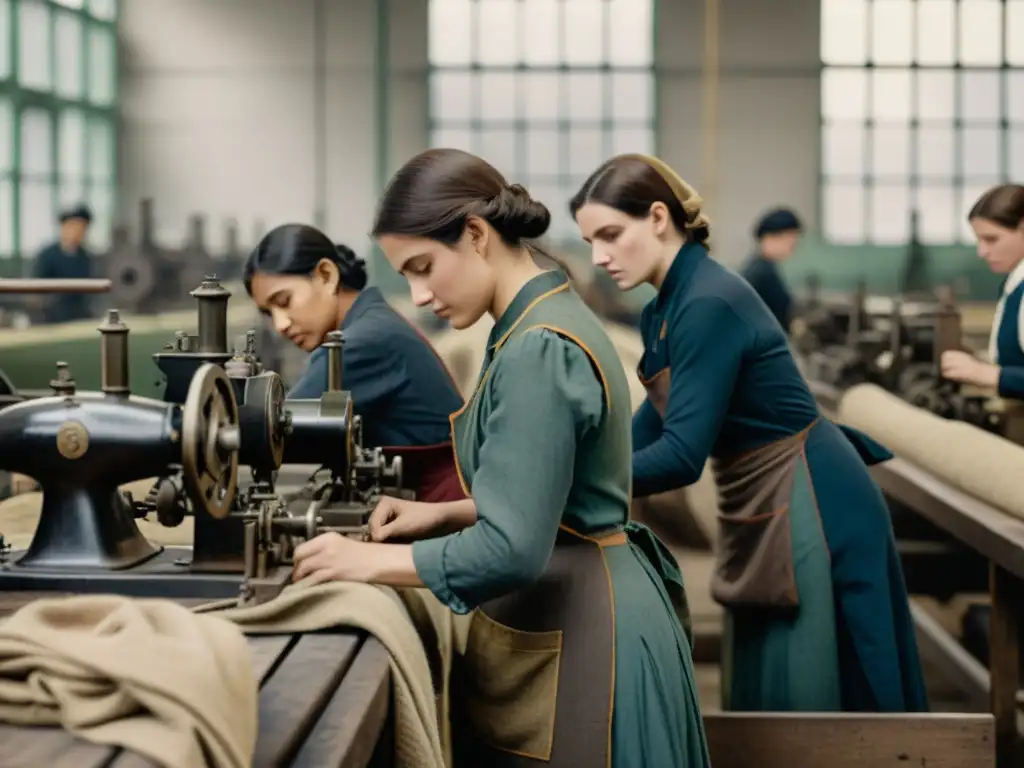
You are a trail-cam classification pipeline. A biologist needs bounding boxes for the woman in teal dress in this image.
[570,153,928,713]
[289,148,711,767]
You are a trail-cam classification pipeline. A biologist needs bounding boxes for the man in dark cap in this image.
[740,207,803,334]
[30,204,95,324]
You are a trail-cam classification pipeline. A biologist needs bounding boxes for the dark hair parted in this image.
[243,223,368,295]
[968,184,1024,230]
[569,154,712,250]
[371,148,572,274]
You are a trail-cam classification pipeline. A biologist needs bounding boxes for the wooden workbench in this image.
[0,592,393,768]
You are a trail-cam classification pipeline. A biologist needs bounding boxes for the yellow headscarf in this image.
[619,154,708,230]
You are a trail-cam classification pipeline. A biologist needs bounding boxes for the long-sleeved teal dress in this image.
[633,242,928,713]
[412,271,710,767]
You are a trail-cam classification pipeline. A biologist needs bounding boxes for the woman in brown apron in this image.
[244,224,465,502]
[570,154,928,713]
[292,149,711,767]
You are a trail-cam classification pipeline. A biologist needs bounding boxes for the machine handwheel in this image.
[182,363,240,519]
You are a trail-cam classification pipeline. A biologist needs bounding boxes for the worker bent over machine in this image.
[0,282,406,606]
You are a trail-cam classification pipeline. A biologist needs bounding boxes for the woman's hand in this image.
[292,533,424,588]
[940,350,1000,388]
[292,533,374,585]
[368,496,447,542]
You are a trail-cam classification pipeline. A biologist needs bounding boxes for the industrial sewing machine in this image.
[0,291,406,604]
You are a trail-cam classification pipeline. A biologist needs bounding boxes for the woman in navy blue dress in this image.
[570,153,928,713]
[941,184,1024,398]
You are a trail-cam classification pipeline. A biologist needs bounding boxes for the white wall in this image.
[118,0,427,259]
[658,0,821,267]
[118,0,819,270]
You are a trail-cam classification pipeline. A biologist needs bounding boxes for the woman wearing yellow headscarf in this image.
[570,154,928,714]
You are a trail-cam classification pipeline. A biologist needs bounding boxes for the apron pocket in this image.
[459,609,563,760]
[711,508,800,610]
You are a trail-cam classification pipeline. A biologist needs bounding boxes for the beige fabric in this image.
[0,595,257,768]
[0,478,193,550]
[838,383,1024,520]
[204,580,447,768]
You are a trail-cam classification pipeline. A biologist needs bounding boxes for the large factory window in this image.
[427,0,656,244]
[0,0,10,80]
[0,99,12,260]
[821,0,1023,246]
[4,0,119,269]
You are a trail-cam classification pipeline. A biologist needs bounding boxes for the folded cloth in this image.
[204,581,447,768]
[0,595,257,768]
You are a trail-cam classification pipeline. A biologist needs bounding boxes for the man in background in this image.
[740,207,803,334]
[30,204,95,324]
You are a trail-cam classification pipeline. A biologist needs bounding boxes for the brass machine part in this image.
[238,485,370,605]
[324,330,344,392]
[49,362,76,397]
[191,276,231,355]
[932,290,963,369]
[98,309,130,396]
[0,278,112,294]
[181,364,242,519]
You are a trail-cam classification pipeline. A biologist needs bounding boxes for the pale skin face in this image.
[574,201,684,291]
[969,217,1024,275]
[378,216,545,330]
[248,259,356,352]
[937,215,1024,388]
[759,230,801,262]
[60,218,89,250]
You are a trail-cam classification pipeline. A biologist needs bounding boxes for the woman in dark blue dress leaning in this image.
[569,153,928,713]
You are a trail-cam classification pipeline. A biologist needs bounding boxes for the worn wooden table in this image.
[0,592,393,768]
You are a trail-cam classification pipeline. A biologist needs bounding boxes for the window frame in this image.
[820,0,1019,247]
[426,0,659,248]
[0,0,119,271]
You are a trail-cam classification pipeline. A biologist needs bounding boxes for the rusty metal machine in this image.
[0,295,405,604]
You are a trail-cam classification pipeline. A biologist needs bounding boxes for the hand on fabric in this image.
[368,496,447,542]
[940,350,1000,388]
[292,533,375,585]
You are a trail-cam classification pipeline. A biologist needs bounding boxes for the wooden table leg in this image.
[989,563,1021,767]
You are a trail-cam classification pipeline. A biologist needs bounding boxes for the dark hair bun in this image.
[485,183,551,242]
[335,243,369,291]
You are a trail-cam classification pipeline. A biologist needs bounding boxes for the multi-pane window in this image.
[0,0,118,264]
[821,0,1024,246]
[427,0,656,243]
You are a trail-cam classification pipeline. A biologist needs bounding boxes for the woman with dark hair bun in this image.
[244,223,465,503]
[571,154,928,714]
[940,183,1024,396]
[288,149,711,768]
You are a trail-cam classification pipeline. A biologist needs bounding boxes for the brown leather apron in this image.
[449,526,623,768]
[640,366,816,610]
[383,444,466,503]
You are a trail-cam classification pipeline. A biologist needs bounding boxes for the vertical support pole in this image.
[700,0,720,214]
[989,563,1022,767]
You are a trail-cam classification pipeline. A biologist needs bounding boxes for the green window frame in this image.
[427,0,657,246]
[820,0,1024,246]
[0,0,119,272]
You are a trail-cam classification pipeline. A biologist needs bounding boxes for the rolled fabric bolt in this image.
[838,383,1024,521]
